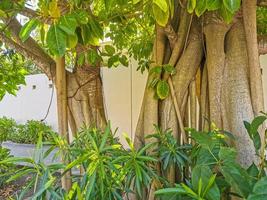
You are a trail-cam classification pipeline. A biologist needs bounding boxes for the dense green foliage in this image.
[0,49,27,100]
[0,0,266,101]
[0,117,55,144]
[0,146,13,187]
[0,114,266,199]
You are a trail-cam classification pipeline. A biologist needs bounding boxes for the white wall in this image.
[0,74,58,129]
[0,56,266,140]
[0,59,147,141]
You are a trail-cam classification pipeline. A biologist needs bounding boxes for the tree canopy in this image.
[0,0,266,100]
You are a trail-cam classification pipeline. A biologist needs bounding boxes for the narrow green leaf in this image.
[19,19,40,42]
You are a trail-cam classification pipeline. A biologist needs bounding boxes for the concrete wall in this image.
[0,56,266,140]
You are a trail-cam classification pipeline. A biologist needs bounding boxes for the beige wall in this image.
[102,59,147,143]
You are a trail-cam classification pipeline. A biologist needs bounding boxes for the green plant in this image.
[0,117,17,143]
[0,117,56,144]
[1,115,266,200]
[0,146,14,187]
[0,123,158,200]
[147,126,191,179]
[14,120,55,144]
[155,113,267,200]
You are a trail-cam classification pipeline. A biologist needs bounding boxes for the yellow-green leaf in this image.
[153,4,169,26]
[19,19,40,42]
[156,80,169,99]
[153,0,168,13]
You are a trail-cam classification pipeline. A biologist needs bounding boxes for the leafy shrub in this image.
[8,120,55,144]
[155,113,267,200]
[0,117,55,144]
[0,146,14,187]
[0,117,17,143]
[0,124,158,199]
[0,114,266,200]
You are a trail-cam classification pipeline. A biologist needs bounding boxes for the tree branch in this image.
[19,7,38,19]
[258,35,267,55]
[164,24,178,49]
[18,6,53,24]
[5,18,56,79]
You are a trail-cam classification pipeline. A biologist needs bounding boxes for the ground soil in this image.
[0,173,34,200]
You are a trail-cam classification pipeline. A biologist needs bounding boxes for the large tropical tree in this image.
[0,0,267,198]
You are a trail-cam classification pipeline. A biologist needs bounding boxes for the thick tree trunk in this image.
[133,6,265,200]
[222,20,256,167]
[66,66,107,134]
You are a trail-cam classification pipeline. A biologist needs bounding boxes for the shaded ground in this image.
[0,174,33,199]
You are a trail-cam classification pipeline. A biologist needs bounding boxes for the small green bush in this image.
[0,117,55,144]
[0,117,17,143]
[0,146,13,187]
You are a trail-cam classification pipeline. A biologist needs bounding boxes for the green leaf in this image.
[87,49,100,65]
[191,131,215,150]
[220,163,252,198]
[81,24,100,45]
[219,4,234,23]
[247,177,267,200]
[7,168,35,183]
[77,52,85,66]
[195,0,207,17]
[163,64,176,75]
[19,19,40,42]
[133,0,141,4]
[207,0,221,11]
[47,24,67,56]
[0,9,7,17]
[152,3,169,26]
[156,80,170,100]
[59,14,78,35]
[119,55,128,67]
[74,10,89,24]
[155,187,186,195]
[218,147,237,164]
[32,176,55,200]
[223,0,241,13]
[153,0,168,13]
[105,45,116,55]
[67,34,78,48]
[192,165,220,200]
[108,55,120,67]
[187,0,196,14]
[247,163,260,186]
[250,116,266,135]
[89,18,104,39]
[244,116,266,151]
[149,66,162,74]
